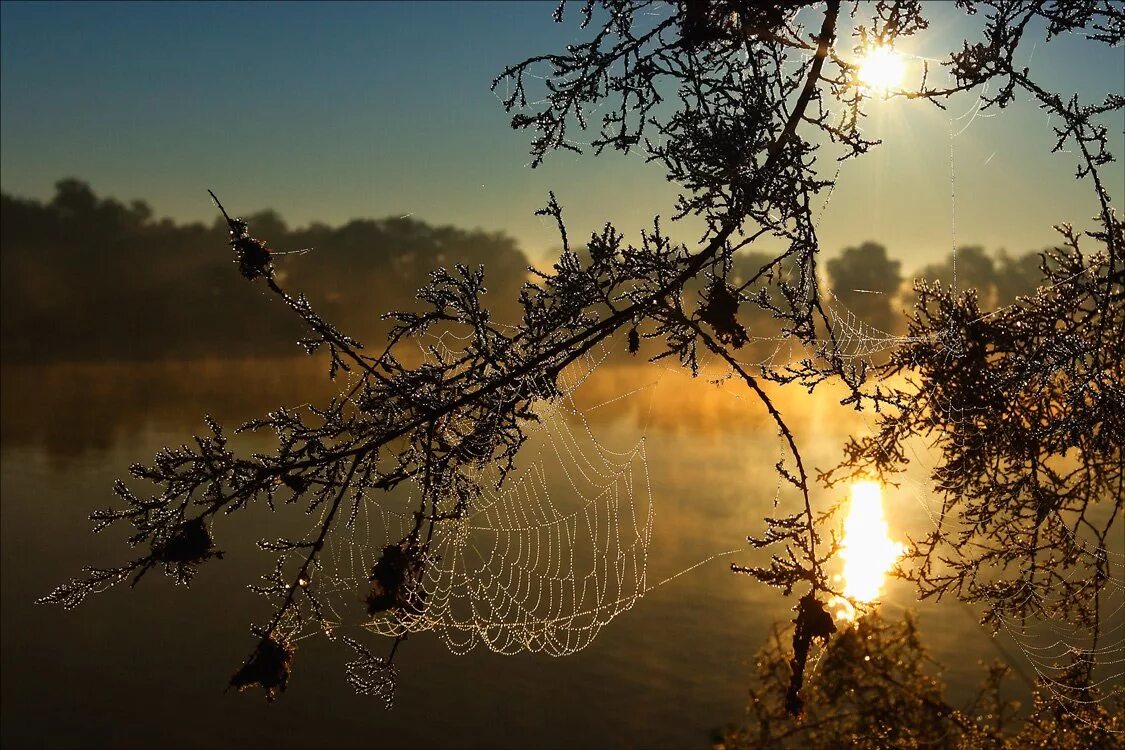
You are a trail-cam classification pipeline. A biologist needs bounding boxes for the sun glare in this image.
[857,45,906,96]
[833,481,905,621]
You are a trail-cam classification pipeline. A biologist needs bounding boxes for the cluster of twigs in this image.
[827,224,1124,663]
[822,0,1124,695]
[720,610,1125,749]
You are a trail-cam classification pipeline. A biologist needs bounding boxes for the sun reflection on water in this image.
[832,481,905,621]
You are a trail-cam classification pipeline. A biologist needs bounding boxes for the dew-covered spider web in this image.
[270,334,664,659]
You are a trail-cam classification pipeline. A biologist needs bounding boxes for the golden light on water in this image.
[833,481,905,621]
[856,45,906,96]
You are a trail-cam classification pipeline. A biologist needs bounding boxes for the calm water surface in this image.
[1,358,1027,749]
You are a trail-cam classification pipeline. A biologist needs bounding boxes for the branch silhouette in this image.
[39,1,1122,723]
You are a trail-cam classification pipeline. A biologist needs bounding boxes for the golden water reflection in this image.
[832,480,906,621]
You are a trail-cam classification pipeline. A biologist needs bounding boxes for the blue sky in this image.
[2,1,1122,267]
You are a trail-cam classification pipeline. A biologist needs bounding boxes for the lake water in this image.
[1,357,1035,749]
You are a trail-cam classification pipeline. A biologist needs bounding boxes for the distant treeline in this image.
[1,181,1054,363]
[713,241,1052,345]
[824,241,1053,335]
[1,180,529,363]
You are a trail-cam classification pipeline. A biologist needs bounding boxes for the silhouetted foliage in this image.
[627,325,641,355]
[829,227,1124,647]
[699,280,750,348]
[229,634,293,703]
[718,611,1125,749]
[365,540,427,616]
[785,594,837,716]
[39,0,1122,725]
[209,192,273,281]
[152,516,223,566]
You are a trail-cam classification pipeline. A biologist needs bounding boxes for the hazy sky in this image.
[2,1,1122,268]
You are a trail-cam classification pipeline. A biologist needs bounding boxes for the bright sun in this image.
[857,45,906,95]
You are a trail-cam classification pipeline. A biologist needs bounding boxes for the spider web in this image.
[274,335,658,659]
